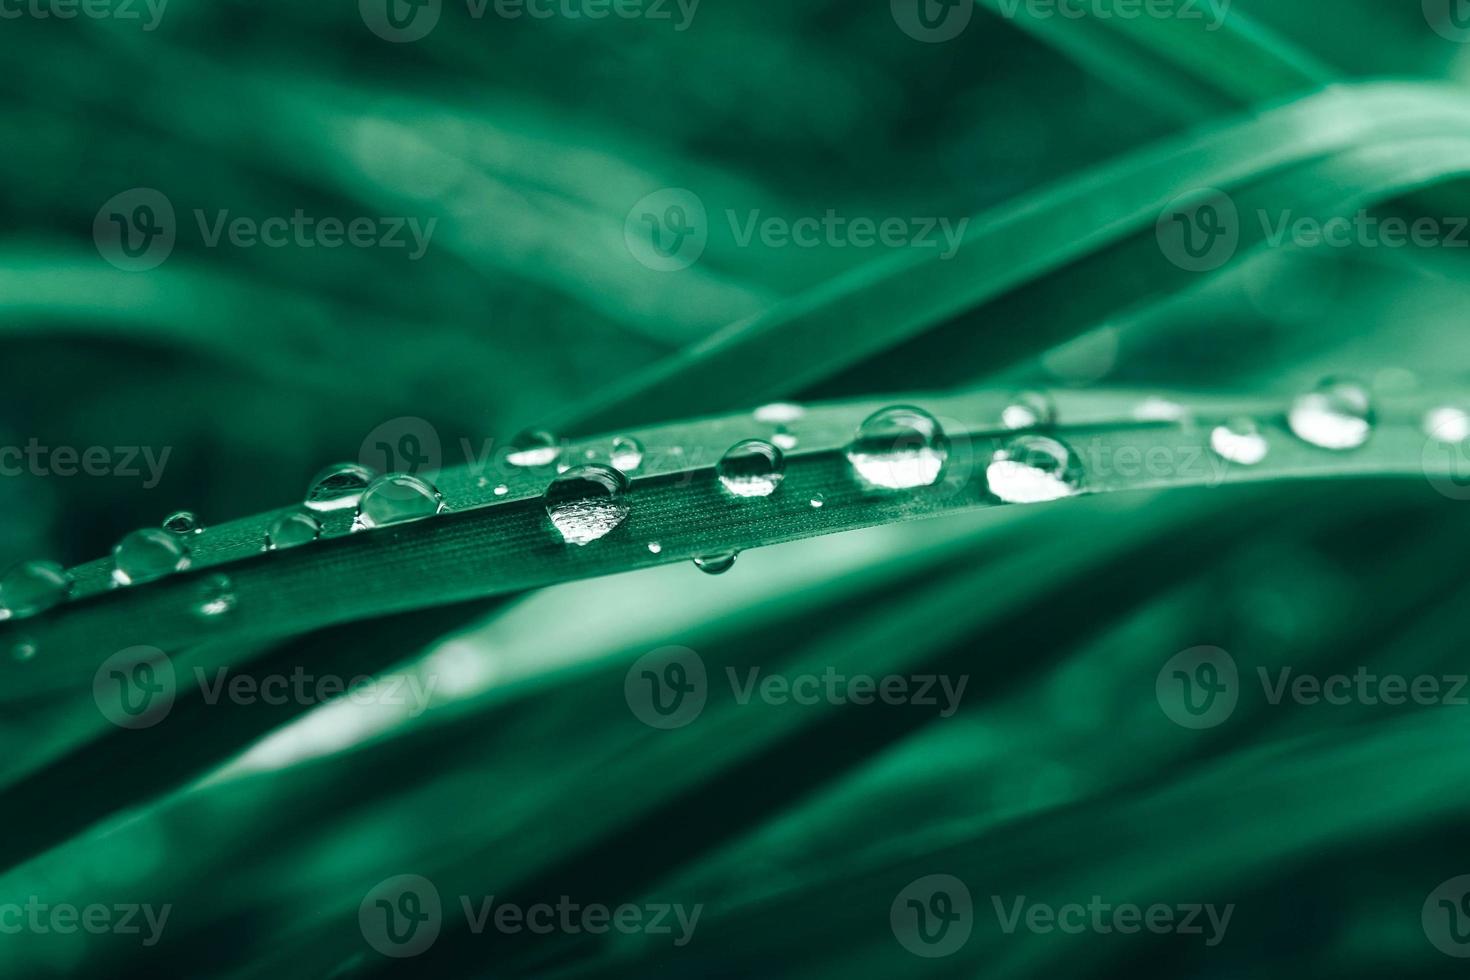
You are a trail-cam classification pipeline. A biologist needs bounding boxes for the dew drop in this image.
[162,510,202,535]
[305,462,377,512]
[809,493,825,508]
[506,430,561,468]
[846,406,948,490]
[1001,391,1056,430]
[1425,406,1470,444]
[772,426,799,451]
[1288,378,1375,451]
[266,511,322,550]
[545,464,630,546]
[717,439,786,498]
[987,435,1084,504]
[647,541,662,554]
[693,552,738,575]
[11,637,37,662]
[112,528,190,585]
[353,473,445,530]
[754,403,805,424]
[1210,418,1269,466]
[611,436,645,472]
[194,573,237,618]
[1134,397,1189,423]
[493,483,509,496]
[0,560,73,620]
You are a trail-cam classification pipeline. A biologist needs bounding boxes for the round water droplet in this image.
[353,473,445,530]
[754,403,805,424]
[162,510,202,535]
[194,573,237,618]
[846,406,948,490]
[112,528,190,585]
[717,439,786,498]
[1425,406,1470,444]
[987,435,1084,504]
[544,465,630,546]
[1001,391,1056,430]
[1210,418,1269,466]
[11,637,37,662]
[772,426,799,451]
[610,436,644,472]
[305,462,377,512]
[493,483,509,496]
[1288,378,1375,451]
[647,541,662,554]
[809,493,825,508]
[506,430,561,468]
[266,511,322,550]
[0,560,72,620]
[693,552,738,575]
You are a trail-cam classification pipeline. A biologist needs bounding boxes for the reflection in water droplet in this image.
[507,430,561,468]
[112,528,190,585]
[846,406,948,490]
[694,553,738,575]
[545,465,630,546]
[717,440,785,498]
[1425,406,1470,444]
[647,541,662,554]
[1002,391,1056,430]
[0,560,72,620]
[611,436,644,472]
[266,511,322,550]
[195,574,237,618]
[353,473,445,530]
[809,493,825,508]
[1210,418,1269,466]
[162,511,202,535]
[754,403,805,424]
[772,426,799,451]
[1288,378,1375,451]
[987,435,1084,504]
[305,462,377,512]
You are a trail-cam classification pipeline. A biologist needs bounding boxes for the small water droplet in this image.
[545,465,630,546]
[162,510,202,535]
[1001,391,1056,430]
[493,483,509,496]
[506,430,561,468]
[11,637,37,662]
[1210,418,1269,466]
[809,493,825,508]
[0,560,72,620]
[754,403,805,424]
[693,552,738,575]
[987,435,1084,503]
[266,511,322,550]
[717,439,786,498]
[305,462,377,512]
[353,473,445,530]
[112,528,190,585]
[1288,378,1375,451]
[647,541,662,554]
[1425,406,1470,444]
[846,406,948,490]
[772,426,799,451]
[611,436,645,472]
[194,573,237,618]
[476,476,490,489]
[1134,397,1189,423]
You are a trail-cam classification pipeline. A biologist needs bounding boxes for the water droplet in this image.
[353,473,445,530]
[610,436,644,472]
[772,426,799,451]
[1210,418,1269,466]
[809,493,825,508]
[1134,397,1188,423]
[11,637,37,662]
[1425,406,1470,444]
[545,465,630,546]
[112,528,190,585]
[0,560,72,620]
[647,541,662,554]
[266,511,322,550]
[194,573,237,618]
[493,483,509,496]
[717,439,786,498]
[162,510,202,535]
[846,406,948,490]
[305,462,377,512]
[1001,391,1056,430]
[1288,378,1375,451]
[754,403,805,424]
[694,552,738,575]
[987,435,1084,504]
[506,430,561,468]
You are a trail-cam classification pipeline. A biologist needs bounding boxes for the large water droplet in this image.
[506,430,561,468]
[1001,391,1056,430]
[266,511,322,550]
[0,560,72,620]
[1210,418,1269,466]
[1288,378,1375,451]
[1425,406,1470,444]
[694,552,738,575]
[717,439,785,498]
[545,464,630,546]
[305,462,377,512]
[353,473,445,530]
[195,573,237,618]
[846,406,948,490]
[112,528,190,585]
[162,510,202,535]
[610,436,644,472]
[987,435,1084,503]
